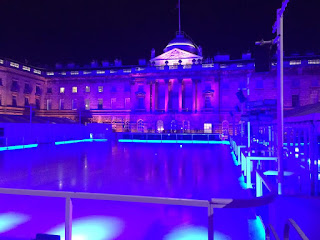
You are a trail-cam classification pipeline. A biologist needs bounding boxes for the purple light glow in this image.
[163,225,231,240]
[48,216,124,240]
[0,212,30,233]
[0,143,264,239]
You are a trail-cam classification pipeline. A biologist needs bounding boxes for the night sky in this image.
[0,0,319,67]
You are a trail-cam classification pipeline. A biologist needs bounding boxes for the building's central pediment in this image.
[152,48,202,61]
[150,48,202,66]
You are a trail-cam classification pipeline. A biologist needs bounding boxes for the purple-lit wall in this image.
[0,123,89,145]
[1,58,320,133]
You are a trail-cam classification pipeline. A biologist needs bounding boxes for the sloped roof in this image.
[284,102,320,122]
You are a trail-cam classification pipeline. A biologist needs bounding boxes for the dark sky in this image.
[0,0,319,66]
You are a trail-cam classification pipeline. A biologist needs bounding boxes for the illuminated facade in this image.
[0,32,320,133]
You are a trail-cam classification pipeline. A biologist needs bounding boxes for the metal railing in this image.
[265,218,309,240]
[265,224,280,240]
[0,184,275,240]
[284,218,309,240]
[118,132,224,143]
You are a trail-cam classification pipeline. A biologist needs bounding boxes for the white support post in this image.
[65,196,73,240]
[248,121,251,150]
[208,203,214,240]
[242,152,246,174]
[256,172,263,197]
[247,157,252,188]
[268,126,272,157]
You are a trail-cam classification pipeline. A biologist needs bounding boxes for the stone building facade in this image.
[0,32,320,133]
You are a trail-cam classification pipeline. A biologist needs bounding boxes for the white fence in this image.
[0,184,275,240]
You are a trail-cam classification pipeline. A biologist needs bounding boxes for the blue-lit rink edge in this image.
[118,139,230,145]
[0,144,38,151]
[54,139,108,145]
[0,139,108,151]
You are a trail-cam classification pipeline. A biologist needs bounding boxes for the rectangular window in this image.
[125,98,131,109]
[85,99,90,110]
[47,99,52,110]
[47,87,52,94]
[0,95,2,106]
[308,59,320,65]
[24,83,31,94]
[35,86,41,95]
[60,87,65,94]
[72,86,77,93]
[205,96,211,108]
[289,60,301,65]
[98,86,103,93]
[12,96,17,107]
[24,97,29,106]
[204,123,212,133]
[137,98,144,109]
[59,99,64,110]
[0,78,2,86]
[98,98,103,110]
[36,99,40,109]
[85,86,90,93]
[111,98,116,109]
[292,95,300,107]
[72,99,77,110]
[11,80,19,92]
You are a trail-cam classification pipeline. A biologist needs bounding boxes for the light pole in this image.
[256,0,290,195]
[274,0,290,195]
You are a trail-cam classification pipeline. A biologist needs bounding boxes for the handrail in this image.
[256,170,273,193]
[0,186,276,240]
[284,218,309,240]
[211,193,275,208]
[213,170,276,208]
[0,187,208,207]
[266,224,280,240]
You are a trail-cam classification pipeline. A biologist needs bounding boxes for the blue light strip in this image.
[54,139,108,145]
[118,139,230,145]
[0,144,38,151]
[231,151,238,166]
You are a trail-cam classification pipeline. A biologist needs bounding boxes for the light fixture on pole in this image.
[255,0,290,195]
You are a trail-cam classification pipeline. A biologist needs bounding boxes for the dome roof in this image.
[163,32,200,55]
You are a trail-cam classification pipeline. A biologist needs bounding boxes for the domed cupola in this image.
[164,31,201,55]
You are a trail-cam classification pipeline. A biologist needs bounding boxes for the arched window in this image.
[137,119,144,133]
[170,120,177,133]
[183,120,190,133]
[112,121,117,132]
[157,120,164,133]
[221,120,229,138]
[124,121,130,132]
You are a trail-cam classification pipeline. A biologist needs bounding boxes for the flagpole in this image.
[178,0,181,34]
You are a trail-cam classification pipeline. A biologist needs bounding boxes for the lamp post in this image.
[255,0,290,195]
[273,0,290,195]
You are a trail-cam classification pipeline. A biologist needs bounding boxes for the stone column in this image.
[192,79,197,112]
[195,79,202,112]
[178,78,183,112]
[145,80,151,112]
[152,81,156,112]
[130,80,136,111]
[164,79,169,112]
